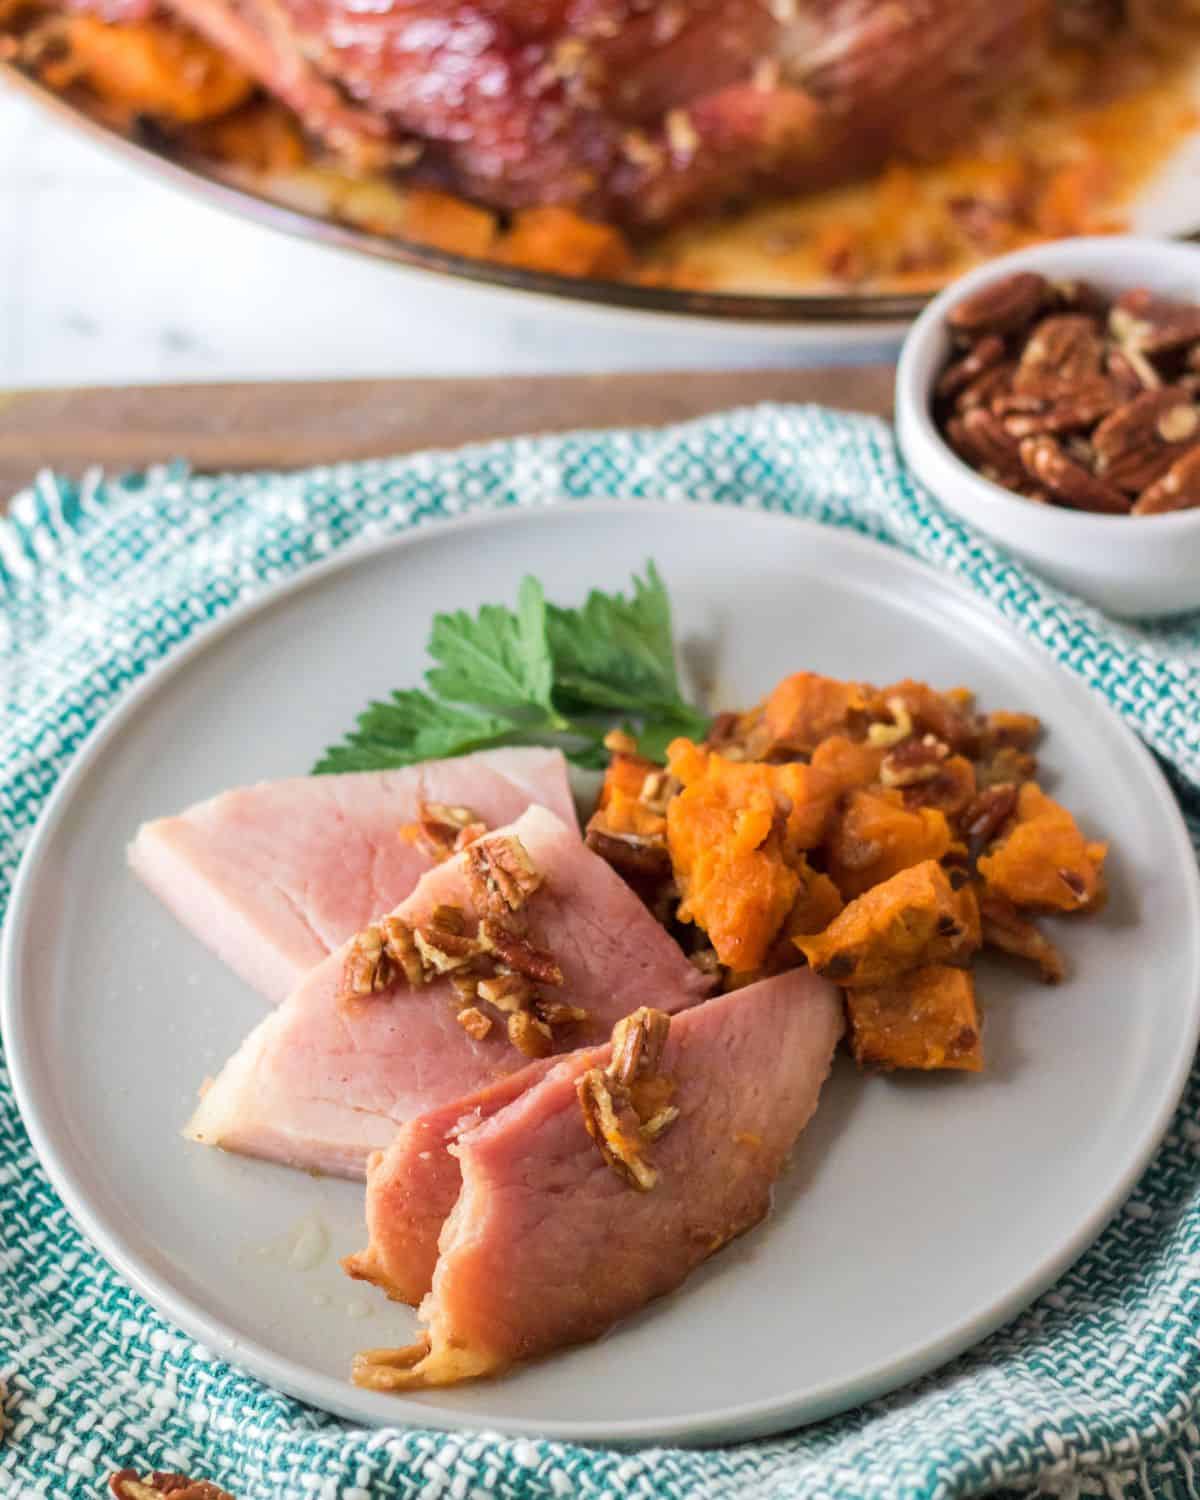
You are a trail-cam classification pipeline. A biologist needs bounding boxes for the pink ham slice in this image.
[350,968,842,1386]
[128,748,577,1005]
[184,806,711,1178]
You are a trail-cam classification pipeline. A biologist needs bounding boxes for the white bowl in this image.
[895,236,1200,618]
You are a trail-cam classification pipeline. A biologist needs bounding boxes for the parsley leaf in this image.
[314,564,710,775]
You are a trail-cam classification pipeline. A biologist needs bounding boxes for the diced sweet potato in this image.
[666,741,845,973]
[185,101,307,171]
[795,859,978,985]
[847,966,983,1072]
[809,735,885,797]
[592,751,667,840]
[761,673,869,755]
[977,782,1106,913]
[405,190,498,259]
[500,208,633,279]
[41,16,253,123]
[826,788,952,899]
[782,859,846,940]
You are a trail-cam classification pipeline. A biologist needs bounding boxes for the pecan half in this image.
[1111,288,1200,357]
[1018,436,1130,514]
[1133,444,1200,513]
[109,1473,235,1500]
[466,834,543,917]
[352,1337,432,1391]
[478,919,564,985]
[956,360,1017,413]
[947,271,1046,338]
[947,408,1024,485]
[1013,314,1106,399]
[936,334,1005,402]
[1092,387,1200,492]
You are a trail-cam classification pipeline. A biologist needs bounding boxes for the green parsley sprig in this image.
[313,563,710,774]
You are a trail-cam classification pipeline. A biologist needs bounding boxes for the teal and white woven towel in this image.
[1,403,1199,1500]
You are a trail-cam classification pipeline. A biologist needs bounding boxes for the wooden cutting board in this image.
[0,367,894,503]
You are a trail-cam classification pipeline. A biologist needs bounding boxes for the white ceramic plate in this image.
[4,503,1199,1447]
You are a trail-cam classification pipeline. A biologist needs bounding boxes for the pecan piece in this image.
[961,784,1018,862]
[577,1067,657,1189]
[1111,288,1200,357]
[947,271,1046,338]
[1019,436,1130,514]
[466,834,543,917]
[402,801,487,861]
[1001,380,1118,438]
[109,1473,235,1500]
[476,970,534,1011]
[457,1005,493,1040]
[577,1007,678,1190]
[1092,388,1200,492]
[352,1336,432,1391]
[609,1006,670,1088]
[978,888,1066,984]
[935,334,1005,402]
[585,827,672,879]
[1133,444,1200,513]
[340,915,426,1001]
[413,912,480,975]
[508,1009,554,1058]
[976,746,1038,789]
[879,735,949,788]
[534,997,589,1027]
[478,918,564,985]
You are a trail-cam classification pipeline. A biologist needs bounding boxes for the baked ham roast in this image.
[128,748,576,1004]
[185,806,712,1177]
[59,0,1064,227]
[347,969,843,1389]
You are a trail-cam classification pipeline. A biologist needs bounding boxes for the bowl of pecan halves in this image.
[896,236,1200,618]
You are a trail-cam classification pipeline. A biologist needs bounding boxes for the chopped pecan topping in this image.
[979,888,1066,983]
[340,916,426,1001]
[879,735,949,788]
[508,1009,554,1058]
[866,696,915,749]
[401,801,487,861]
[476,970,534,1011]
[962,784,1018,861]
[352,1336,432,1390]
[108,1473,235,1500]
[585,827,672,878]
[478,919,564,985]
[466,834,543,917]
[456,1005,493,1040]
[413,913,480,975]
[577,1007,678,1191]
[534,997,589,1027]
[976,745,1038,788]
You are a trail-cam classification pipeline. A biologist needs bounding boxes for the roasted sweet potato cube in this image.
[782,860,846,941]
[42,16,253,123]
[405,190,498,259]
[977,782,1106,913]
[591,751,667,839]
[848,966,983,1072]
[809,735,885,797]
[795,859,979,985]
[501,208,633,278]
[761,673,870,754]
[827,788,953,898]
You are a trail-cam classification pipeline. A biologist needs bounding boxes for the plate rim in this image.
[4,498,1199,1447]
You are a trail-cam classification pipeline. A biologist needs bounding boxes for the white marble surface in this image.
[0,85,899,388]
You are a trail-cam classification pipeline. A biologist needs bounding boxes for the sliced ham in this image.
[185,806,711,1178]
[351,969,842,1387]
[129,748,577,1005]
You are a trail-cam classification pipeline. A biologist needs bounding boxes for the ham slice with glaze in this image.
[129,747,577,1005]
[185,806,711,1178]
[348,969,841,1387]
